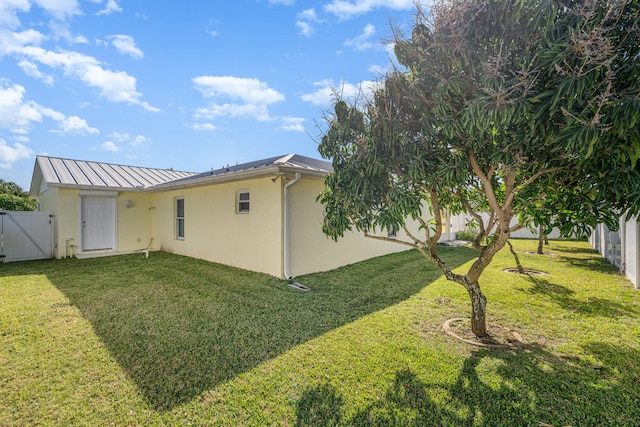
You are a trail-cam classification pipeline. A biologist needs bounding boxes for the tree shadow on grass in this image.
[559,256,621,275]
[295,383,344,427]
[520,275,638,318]
[37,248,474,411]
[298,343,640,426]
[549,244,596,255]
[547,243,621,275]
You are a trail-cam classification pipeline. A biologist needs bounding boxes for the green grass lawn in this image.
[1,240,638,426]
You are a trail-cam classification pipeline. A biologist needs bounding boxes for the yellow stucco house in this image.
[29,154,439,279]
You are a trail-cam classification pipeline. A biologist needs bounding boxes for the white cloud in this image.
[71,34,88,44]
[324,0,414,20]
[101,141,120,152]
[191,123,217,131]
[0,139,34,169]
[33,0,80,20]
[109,131,130,142]
[17,59,55,85]
[78,62,141,103]
[0,0,31,29]
[47,20,87,44]
[299,8,321,21]
[107,132,148,146]
[301,79,379,106]
[53,115,99,135]
[0,83,46,133]
[192,76,284,122]
[193,76,285,104]
[96,0,122,16]
[296,9,322,37]
[36,104,65,121]
[344,23,377,51]
[0,4,156,112]
[296,21,315,37]
[0,82,99,135]
[6,42,159,111]
[48,20,71,40]
[130,135,148,146]
[110,34,143,59]
[194,103,272,122]
[0,30,48,56]
[278,116,306,132]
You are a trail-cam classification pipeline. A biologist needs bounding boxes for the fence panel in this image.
[1,211,53,262]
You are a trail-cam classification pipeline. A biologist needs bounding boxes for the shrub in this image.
[455,229,477,241]
[0,193,37,211]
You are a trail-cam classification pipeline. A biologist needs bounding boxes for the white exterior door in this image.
[81,196,115,251]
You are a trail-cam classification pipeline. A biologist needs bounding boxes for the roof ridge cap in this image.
[274,153,296,164]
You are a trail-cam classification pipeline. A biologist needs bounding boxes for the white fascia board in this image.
[47,183,145,193]
[278,166,329,180]
[146,165,287,192]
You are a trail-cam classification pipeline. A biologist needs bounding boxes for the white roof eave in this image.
[146,164,330,192]
[45,183,147,193]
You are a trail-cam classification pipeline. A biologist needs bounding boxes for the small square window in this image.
[237,190,250,213]
[388,224,397,238]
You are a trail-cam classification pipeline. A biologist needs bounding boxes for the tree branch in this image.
[364,232,420,249]
[468,149,504,217]
[504,166,564,208]
[428,186,443,245]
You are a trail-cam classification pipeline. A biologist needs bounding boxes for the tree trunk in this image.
[507,239,525,274]
[466,281,487,337]
[537,225,545,254]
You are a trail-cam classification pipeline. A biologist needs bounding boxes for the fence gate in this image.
[0,211,53,262]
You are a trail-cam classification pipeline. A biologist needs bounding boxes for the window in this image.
[176,197,184,239]
[237,190,250,213]
[387,224,397,238]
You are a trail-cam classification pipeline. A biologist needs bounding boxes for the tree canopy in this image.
[0,180,36,211]
[318,0,640,336]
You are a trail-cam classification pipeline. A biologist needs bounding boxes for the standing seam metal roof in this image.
[36,156,197,189]
[161,154,333,186]
[35,153,333,191]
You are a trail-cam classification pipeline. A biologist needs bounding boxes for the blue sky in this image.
[0,0,419,190]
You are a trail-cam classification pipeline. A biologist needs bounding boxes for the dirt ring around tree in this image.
[502,267,548,276]
[443,318,525,349]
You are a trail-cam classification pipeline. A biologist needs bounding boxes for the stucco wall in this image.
[116,192,154,253]
[40,188,154,258]
[150,177,284,277]
[38,171,465,277]
[288,177,417,277]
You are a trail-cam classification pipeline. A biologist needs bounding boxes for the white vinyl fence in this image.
[0,210,54,262]
[589,215,639,290]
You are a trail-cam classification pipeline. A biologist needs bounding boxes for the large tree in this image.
[0,180,36,211]
[318,0,640,336]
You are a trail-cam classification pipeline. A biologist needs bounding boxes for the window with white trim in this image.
[176,197,185,239]
[237,190,250,213]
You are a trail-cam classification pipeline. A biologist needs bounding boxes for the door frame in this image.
[79,191,118,253]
